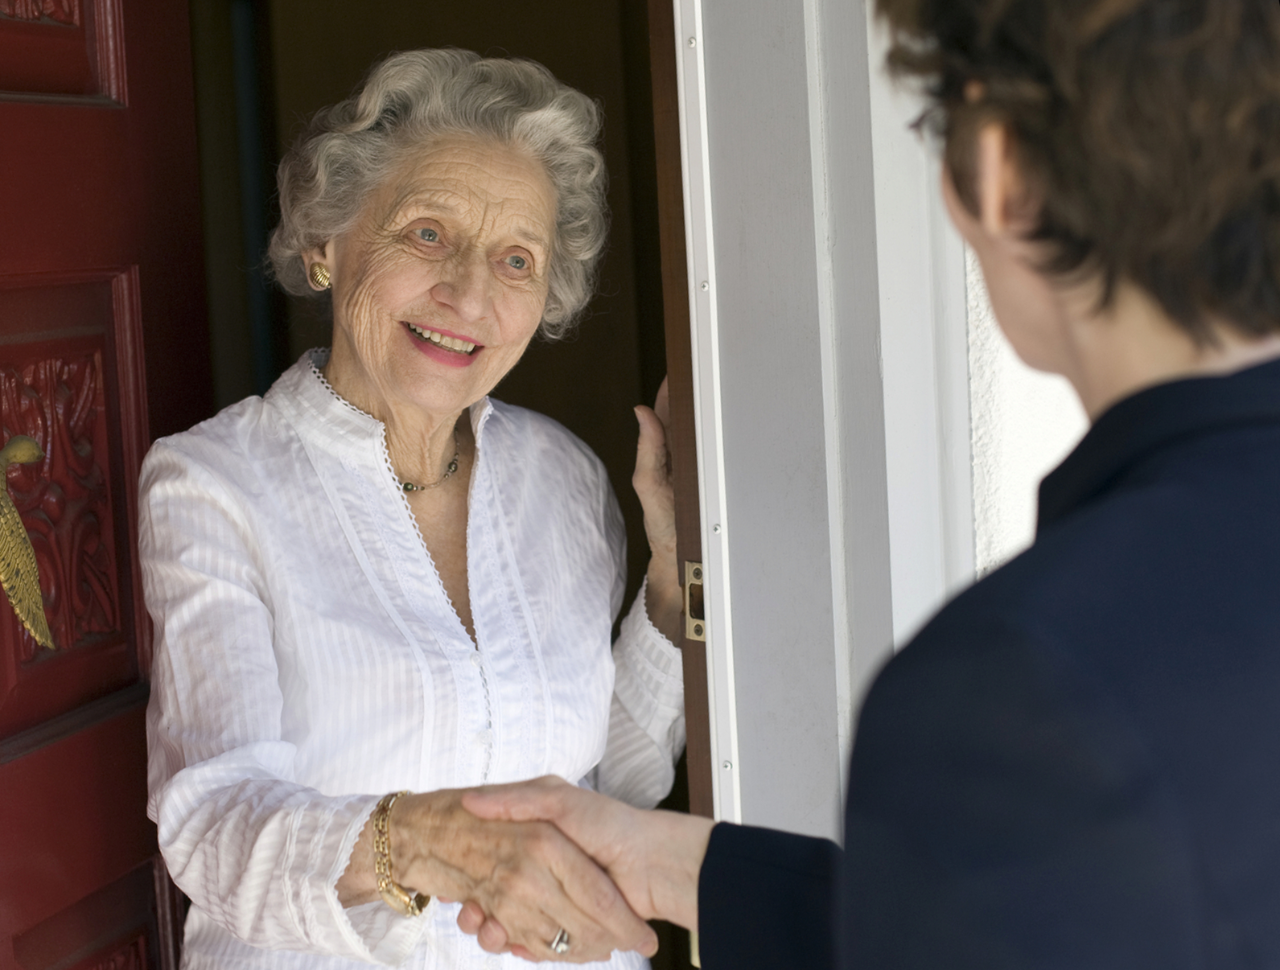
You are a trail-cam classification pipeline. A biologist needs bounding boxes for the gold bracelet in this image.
[372,791,430,917]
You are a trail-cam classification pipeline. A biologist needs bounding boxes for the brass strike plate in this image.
[684,560,706,641]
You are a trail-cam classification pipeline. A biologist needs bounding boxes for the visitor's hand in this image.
[339,787,657,963]
[459,776,713,953]
[633,378,681,645]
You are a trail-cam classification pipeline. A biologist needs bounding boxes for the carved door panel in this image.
[0,2,212,970]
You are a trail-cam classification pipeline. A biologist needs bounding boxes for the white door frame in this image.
[669,0,974,838]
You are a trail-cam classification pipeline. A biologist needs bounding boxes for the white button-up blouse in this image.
[142,352,685,970]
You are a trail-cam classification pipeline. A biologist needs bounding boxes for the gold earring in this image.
[309,263,331,290]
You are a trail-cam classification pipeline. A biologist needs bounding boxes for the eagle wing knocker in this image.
[0,434,55,651]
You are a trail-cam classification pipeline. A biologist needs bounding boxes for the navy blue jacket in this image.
[699,358,1280,968]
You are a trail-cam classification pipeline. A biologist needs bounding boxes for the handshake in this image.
[367,777,716,964]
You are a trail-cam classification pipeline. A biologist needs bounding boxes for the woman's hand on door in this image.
[633,378,681,646]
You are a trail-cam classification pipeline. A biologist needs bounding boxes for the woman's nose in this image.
[431,257,490,322]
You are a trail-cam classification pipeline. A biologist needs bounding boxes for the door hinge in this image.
[684,561,706,641]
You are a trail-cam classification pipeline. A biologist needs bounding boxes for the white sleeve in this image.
[596,578,686,809]
[141,442,429,965]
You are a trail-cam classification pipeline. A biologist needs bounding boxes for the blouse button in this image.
[470,652,482,667]
[476,729,493,747]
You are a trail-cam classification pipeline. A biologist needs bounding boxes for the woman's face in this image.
[314,135,557,423]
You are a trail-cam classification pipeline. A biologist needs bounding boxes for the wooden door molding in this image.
[0,0,211,966]
[0,269,150,738]
[0,0,126,101]
[647,0,713,821]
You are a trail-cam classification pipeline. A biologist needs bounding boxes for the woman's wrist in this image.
[374,792,430,916]
[649,811,715,930]
[645,560,683,646]
[385,791,439,893]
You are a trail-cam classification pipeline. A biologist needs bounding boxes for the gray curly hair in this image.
[268,49,608,338]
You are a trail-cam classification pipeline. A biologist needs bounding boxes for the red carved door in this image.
[0,2,212,970]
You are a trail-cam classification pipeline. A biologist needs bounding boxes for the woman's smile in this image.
[404,320,482,368]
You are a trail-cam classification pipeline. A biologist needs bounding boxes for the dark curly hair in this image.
[876,0,1280,342]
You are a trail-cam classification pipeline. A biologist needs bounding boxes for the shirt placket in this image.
[463,408,500,786]
[469,648,495,783]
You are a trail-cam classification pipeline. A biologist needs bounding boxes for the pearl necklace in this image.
[399,429,460,492]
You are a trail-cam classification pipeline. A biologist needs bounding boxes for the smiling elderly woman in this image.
[140,50,684,970]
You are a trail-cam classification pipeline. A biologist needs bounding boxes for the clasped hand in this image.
[455,777,714,962]
[339,786,661,963]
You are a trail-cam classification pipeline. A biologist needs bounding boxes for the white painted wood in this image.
[671,0,742,825]
[863,13,976,646]
[699,0,847,840]
[669,0,913,840]
[929,172,977,600]
[670,0,978,839]
[802,0,896,784]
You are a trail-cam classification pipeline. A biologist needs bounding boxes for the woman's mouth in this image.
[405,321,480,355]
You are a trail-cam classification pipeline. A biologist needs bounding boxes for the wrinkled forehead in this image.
[373,134,557,245]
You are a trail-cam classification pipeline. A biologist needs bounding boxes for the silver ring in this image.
[549,927,571,955]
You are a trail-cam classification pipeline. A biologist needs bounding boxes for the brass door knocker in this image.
[0,434,55,650]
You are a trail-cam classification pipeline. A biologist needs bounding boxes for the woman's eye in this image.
[416,227,439,243]
[506,254,528,271]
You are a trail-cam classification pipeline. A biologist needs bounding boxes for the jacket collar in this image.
[1037,357,1280,531]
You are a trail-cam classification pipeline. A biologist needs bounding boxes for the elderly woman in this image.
[142,50,684,969]
[464,0,1280,967]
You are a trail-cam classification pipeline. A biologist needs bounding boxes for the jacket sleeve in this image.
[841,612,1200,970]
[141,441,429,965]
[699,823,842,970]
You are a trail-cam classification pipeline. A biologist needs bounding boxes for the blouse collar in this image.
[267,348,495,464]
